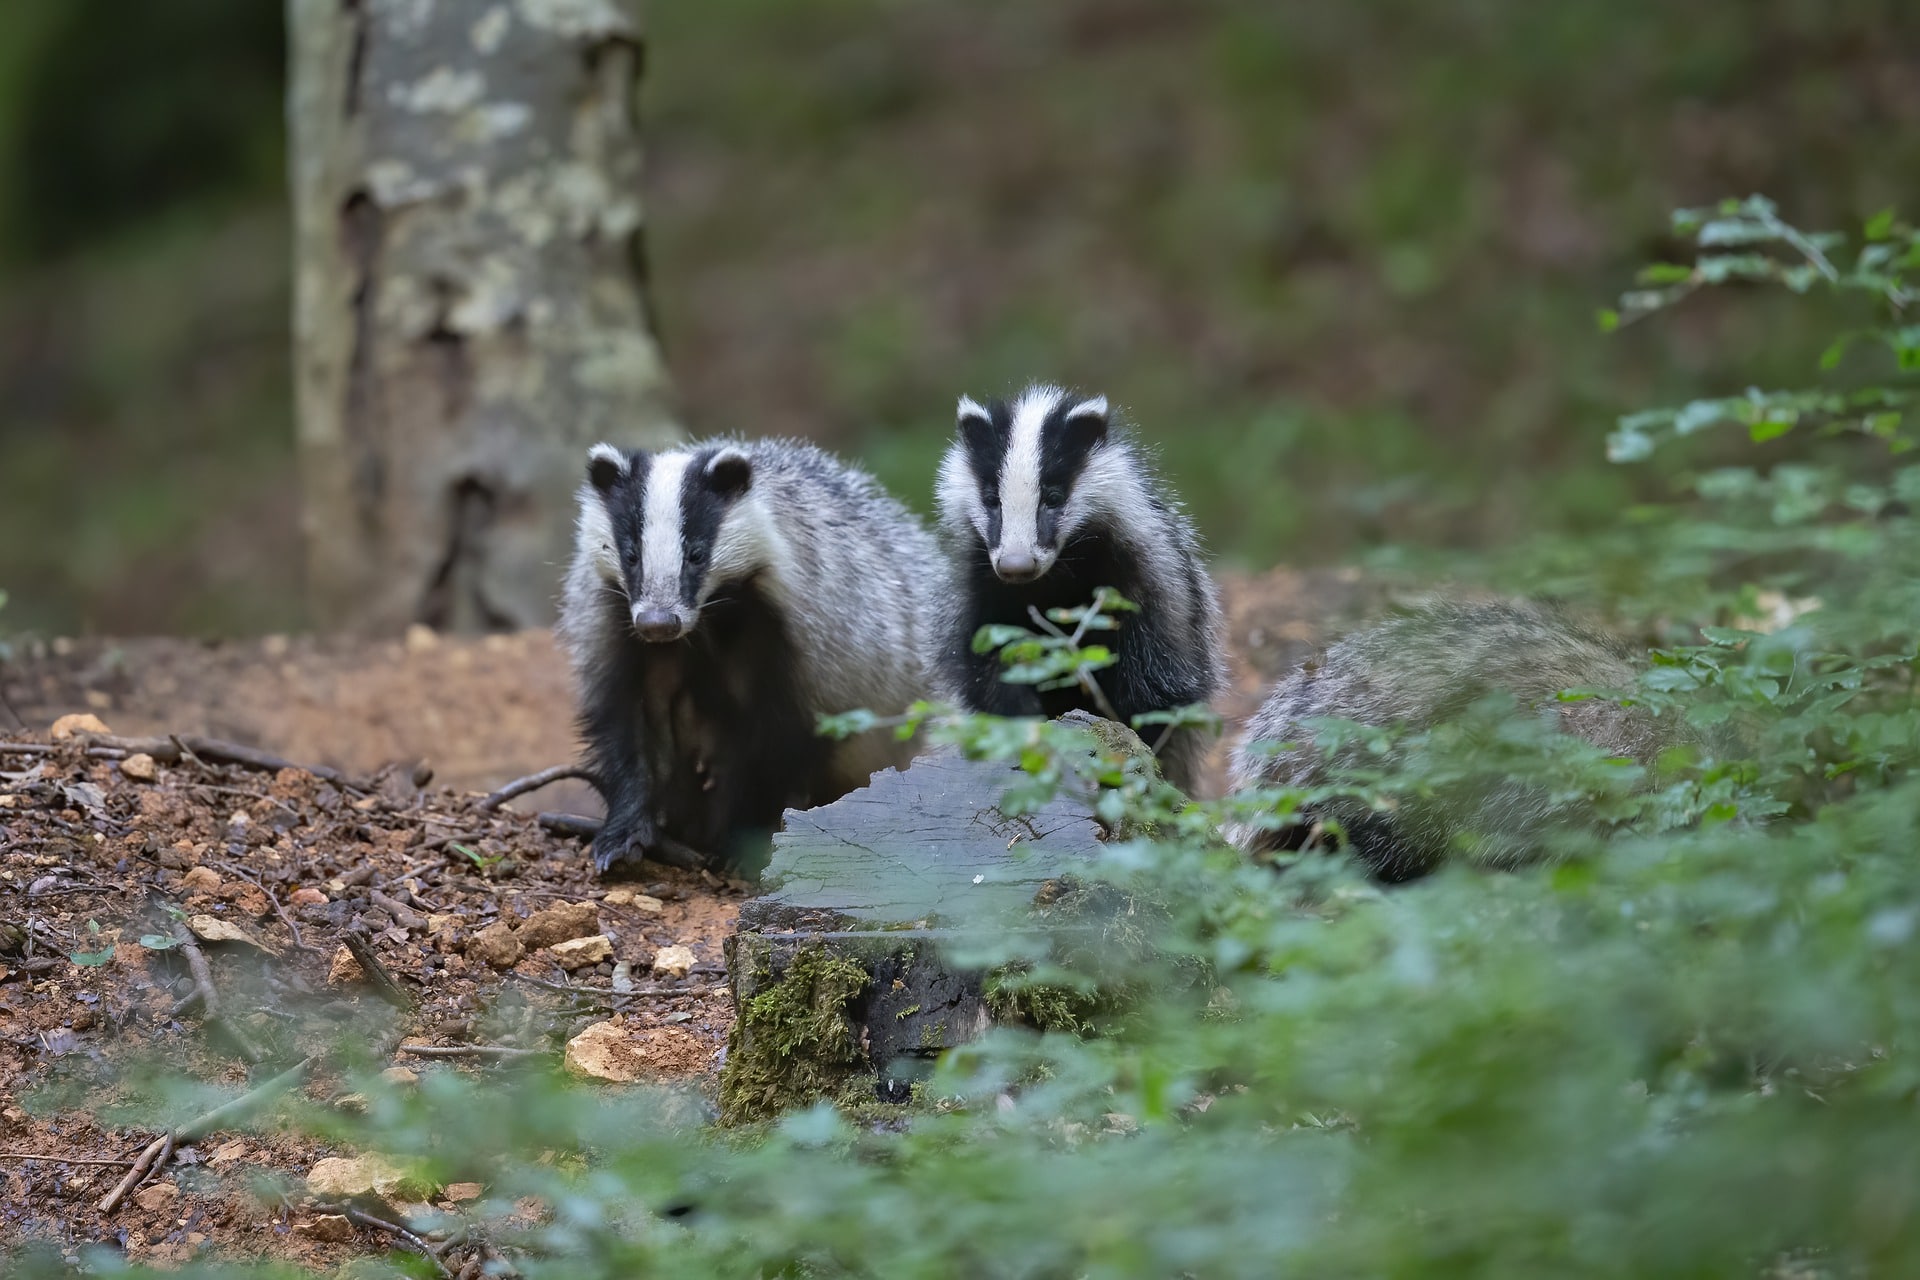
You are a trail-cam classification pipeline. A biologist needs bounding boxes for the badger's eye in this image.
[982,489,1001,510]
[688,541,711,564]
[623,544,639,566]
[1041,486,1068,507]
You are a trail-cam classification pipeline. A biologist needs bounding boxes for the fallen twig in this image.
[208,859,319,955]
[479,764,594,812]
[316,1203,454,1279]
[0,732,366,791]
[98,1055,313,1213]
[342,933,413,1011]
[0,1152,136,1167]
[395,1043,547,1060]
[169,921,220,1019]
[98,1132,174,1214]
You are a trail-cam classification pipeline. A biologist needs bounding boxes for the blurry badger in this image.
[933,384,1226,793]
[1226,600,1696,879]
[559,439,941,873]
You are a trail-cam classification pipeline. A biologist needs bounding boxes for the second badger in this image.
[559,439,942,873]
[934,384,1226,792]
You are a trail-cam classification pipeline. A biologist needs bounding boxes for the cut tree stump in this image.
[722,714,1153,1124]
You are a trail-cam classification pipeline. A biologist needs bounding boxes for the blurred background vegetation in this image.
[0,0,1915,635]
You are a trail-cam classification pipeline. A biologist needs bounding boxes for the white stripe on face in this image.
[639,451,692,612]
[998,385,1062,561]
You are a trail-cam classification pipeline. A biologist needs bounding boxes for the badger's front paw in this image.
[591,812,659,875]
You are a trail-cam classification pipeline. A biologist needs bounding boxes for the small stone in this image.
[262,634,291,658]
[300,1214,355,1243]
[120,753,157,782]
[467,921,523,969]
[187,915,271,950]
[208,1139,250,1165]
[404,623,439,654]
[425,912,460,935]
[651,944,696,978]
[326,946,367,986]
[290,887,329,907]
[603,888,664,913]
[306,1153,433,1200]
[84,689,113,711]
[564,1019,706,1082]
[133,1182,181,1213]
[443,1181,484,1203]
[563,1019,638,1081]
[548,934,613,970]
[49,713,111,741]
[179,867,222,895]
[380,1066,420,1087]
[515,900,599,950]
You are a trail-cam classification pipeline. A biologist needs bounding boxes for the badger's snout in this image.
[992,546,1052,584]
[631,603,690,643]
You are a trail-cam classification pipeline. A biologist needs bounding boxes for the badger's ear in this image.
[705,446,753,499]
[957,395,996,453]
[587,443,630,493]
[1061,395,1109,449]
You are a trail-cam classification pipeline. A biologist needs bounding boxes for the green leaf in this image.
[1595,308,1620,333]
[70,947,114,967]
[139,934,180,951]
[1866,207,1896,241]
[1748,418,1794,443]
[1636,262,1695,286]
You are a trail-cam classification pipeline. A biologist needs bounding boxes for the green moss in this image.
[719,941,873,1126]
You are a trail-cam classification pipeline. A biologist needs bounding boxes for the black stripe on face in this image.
[600,451,651,588]
[959,400,1011,548]
[1034,395,1106,550]
[676,448,746,606]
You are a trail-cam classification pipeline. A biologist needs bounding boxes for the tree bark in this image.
[288,0,677,633]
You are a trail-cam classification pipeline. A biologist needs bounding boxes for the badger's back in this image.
[744,440,941,719]
[1229,600,1677,876]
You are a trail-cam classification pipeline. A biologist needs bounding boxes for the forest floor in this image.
[0,567,1385,1271]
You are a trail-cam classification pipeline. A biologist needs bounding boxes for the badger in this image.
[558,438,942,873]
[1225,599,1692,879]
[933,384,1226,793]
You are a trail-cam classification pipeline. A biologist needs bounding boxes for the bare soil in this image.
[0,567,1368,1271]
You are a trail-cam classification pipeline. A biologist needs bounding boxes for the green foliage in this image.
[17,198,1920,1277]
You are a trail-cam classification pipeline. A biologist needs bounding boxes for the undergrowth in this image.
[12,198,1920,1278]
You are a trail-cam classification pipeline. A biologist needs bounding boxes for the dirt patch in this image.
[0,734,740,1268]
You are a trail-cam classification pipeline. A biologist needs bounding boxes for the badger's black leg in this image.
[579,643,657,874]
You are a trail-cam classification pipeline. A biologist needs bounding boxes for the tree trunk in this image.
[287,0,677,633]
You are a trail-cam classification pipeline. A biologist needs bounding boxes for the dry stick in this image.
[0,1152,137,1167]
[169,922,221,1019]
[318,1204,454,1279]
[0,732,366,791]
[342,933,413,1011]
[394,1043,546,1060]
[208,859,318,955]
[478,764,595,812]
[97,1055,315,1213]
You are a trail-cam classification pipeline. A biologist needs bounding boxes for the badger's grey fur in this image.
[559,438,941,873]
[1227,600,1685,879]
[934,384,1226,793]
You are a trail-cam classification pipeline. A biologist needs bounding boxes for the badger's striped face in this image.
[944,385,1109,584]
[581,442,756,643]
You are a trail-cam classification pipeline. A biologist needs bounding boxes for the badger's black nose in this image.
[633,608,684,642]
[995,549,1040,583]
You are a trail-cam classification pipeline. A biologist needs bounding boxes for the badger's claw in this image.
[591,813,658,875]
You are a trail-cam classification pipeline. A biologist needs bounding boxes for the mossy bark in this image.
[287,0,678,633]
